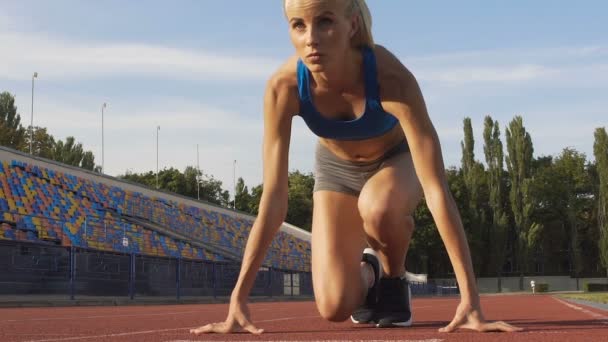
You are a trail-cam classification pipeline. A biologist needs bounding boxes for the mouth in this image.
[306,52,324,63]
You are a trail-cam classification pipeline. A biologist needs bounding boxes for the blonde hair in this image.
[283,0,375,48]
[346,0,374,48]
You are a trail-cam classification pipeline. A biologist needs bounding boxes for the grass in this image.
[559,292,608,304]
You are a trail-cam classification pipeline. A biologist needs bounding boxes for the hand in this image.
[189,298,264,335]
[439,301,523,333]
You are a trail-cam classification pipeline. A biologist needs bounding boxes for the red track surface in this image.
[1,294,607,342]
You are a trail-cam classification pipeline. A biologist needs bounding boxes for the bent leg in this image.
[358,151,423,277]
[311,190,369,322]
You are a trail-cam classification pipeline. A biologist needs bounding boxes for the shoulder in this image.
[372,44,426,120]
[372,44,418,99]
[264,55,301,116]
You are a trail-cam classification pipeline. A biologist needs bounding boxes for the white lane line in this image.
[256,315,319,322]
[19,315,321,342]
[2,305,311,323]
[21,327,189,342]
[1,310,208,323]
[553,297,608,325]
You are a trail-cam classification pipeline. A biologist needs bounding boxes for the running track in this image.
[1,295,607,342]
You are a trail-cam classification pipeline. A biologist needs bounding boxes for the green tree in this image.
[286,170,315,231]
[505,116,534,287]
[52,136,98,171]
[526,156,563,274]
[594,127,608,277]
[554,148,592,280]
[483,116,509,289]
[22,126,56,158]
[527,149,596,279]
[0,92,26,149]
[81,151,96,170]
[119,166,229,207]
[409,167,468,278]
[183,166,201,199]
[409,166,477,278]
[241,170,314,224]
[199,174,230,207]
[460,117,489,275]
[158,167,187,194]
[248,184,263,215]
[121,170,156,187]
[234,177,253,212]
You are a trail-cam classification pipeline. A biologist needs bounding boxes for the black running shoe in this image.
[375,276,413,328]
[350,248,382,324]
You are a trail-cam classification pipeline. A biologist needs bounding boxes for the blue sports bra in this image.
[296,46,399,141]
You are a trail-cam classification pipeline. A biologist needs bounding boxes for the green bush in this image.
[536,283,549,292]
[584,283,608,292]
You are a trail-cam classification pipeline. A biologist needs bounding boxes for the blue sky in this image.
[1,1,607,194]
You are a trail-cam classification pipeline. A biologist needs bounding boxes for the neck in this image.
[310,48,363,93]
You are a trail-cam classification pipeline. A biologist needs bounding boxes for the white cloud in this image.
[0,31,281,82]
[419,64,557,84]
[402,45,608,86]
[406,45,608,64]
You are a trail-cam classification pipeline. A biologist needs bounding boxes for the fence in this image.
[0,240,312,299]
[1,210,457,299]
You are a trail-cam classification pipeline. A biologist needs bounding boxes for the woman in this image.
[191,0,522,335]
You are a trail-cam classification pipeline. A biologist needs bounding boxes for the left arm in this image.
[384,67,479,311]
[381,55,521,333]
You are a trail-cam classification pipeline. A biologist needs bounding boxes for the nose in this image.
[305,24,320,47]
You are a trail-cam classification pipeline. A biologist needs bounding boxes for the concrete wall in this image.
[477,276,608,293]
[0,146,311,242]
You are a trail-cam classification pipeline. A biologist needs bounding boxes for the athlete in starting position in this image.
[191,0,522,334]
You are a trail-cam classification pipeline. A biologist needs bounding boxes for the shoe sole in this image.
[351,248,383,325]
[376,317,412,328]
[375,285,413,328]
[350,316,376,324]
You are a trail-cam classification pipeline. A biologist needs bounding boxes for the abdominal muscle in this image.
[318,124,405,162]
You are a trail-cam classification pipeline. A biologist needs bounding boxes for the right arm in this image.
[190,65,299,336]
[232,74,296,301]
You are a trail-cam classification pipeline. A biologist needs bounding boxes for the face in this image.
[284,0,358,72]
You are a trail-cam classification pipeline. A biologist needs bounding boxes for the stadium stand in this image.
[0,150,311,273]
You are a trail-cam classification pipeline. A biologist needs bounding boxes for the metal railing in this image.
[0,240,312,299]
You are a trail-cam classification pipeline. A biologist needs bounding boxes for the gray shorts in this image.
[313,139,410,196]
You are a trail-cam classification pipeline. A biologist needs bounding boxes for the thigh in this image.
[311,191,367,297]
[358,151,423,218]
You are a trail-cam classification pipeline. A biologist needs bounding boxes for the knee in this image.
[358,200,391,232]
[359,201,415,233]
[315,294,351,322]
[360,207,415,246]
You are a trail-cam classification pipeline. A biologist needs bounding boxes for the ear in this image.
[349,13,360,39]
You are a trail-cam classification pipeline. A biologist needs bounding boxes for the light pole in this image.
[30,72,38,154]
[233,159,237,210]
[197,144,200,200]
[156,126,160,189]
[101,103,107,174]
